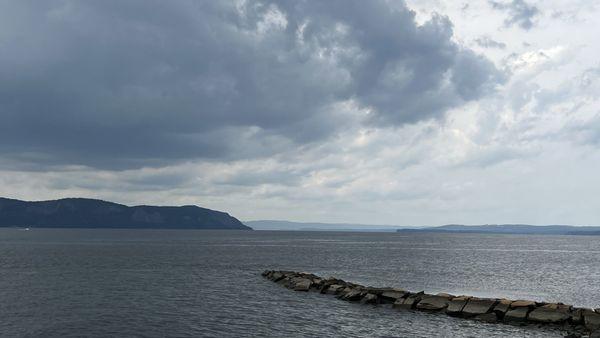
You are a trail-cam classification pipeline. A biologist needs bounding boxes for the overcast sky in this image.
[1,0,600,226]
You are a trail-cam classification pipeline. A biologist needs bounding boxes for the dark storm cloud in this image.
[0,0,504,169]
[489,0,540,30]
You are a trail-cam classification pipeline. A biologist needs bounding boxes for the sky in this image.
[1,0,600,226]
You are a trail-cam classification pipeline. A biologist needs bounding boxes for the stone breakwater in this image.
[262,270,600,337]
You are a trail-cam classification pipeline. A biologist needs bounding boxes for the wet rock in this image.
[571,308,585,325]
[474,313,498,323]
[324,284,345,295]
[511,300,537,309]
[436,293,455,299]
[461,298,497,317]
[337,287,353,297]
[270,271,285,282]
[416,295,451,311]
[528,304,572,323]
[361,293,378,304]
[341,288,365,301]
[380,290,408,304]
[446,296,470,316]
[277,276,291,286]
[493,299,512,317]
[394,292,424,310]
[529,308,570,323]
[584,311,600,331]
[310,278,323,290]
[319,278,343,292]
[292,278,312,292]
[504,307,530,322]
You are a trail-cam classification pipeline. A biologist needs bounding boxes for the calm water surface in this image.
[1,229,599,337]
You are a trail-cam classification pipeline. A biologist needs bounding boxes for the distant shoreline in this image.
[245,220,600,235]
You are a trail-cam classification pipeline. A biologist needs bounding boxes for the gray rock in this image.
[324,284,344,295]
[380,290,408,304]
[510,300,536,309]
[277,276,290,285]
[585,311,600,331]
[571,308,585,325]
[493,299,511,317]
[474,313,498,323]
[416,295,450,311]
[528,304,572,323]
[394,293,423,310]
[270,272,284,282]
[337,287,353,298]
[341,288,365,301]
[292,278,312,291]
[361,293,378,304]
[504,307,530,322]
[446,297,469,316]
[590,330,600,338]
[319,278,346,293]
[436,293,455,298]
[461,298,497,317]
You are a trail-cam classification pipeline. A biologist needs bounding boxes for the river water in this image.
[1,229,598,337]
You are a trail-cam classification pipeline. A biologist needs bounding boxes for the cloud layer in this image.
[0,0,502,169]
[2,0,600,226]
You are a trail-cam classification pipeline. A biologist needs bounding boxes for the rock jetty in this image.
[262,270,600,337]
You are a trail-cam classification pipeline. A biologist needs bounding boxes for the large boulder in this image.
[585,311,600,331]
[310,279,323,290]
[571,308,585,325]
[319,278,347,292]
[380,290,408,304]
[292,278,312,292]
[277,276,291,285]
[461,298,497,317]
[341,288,365,301]
[323,284,345,295]
[416,295,451,311]
[528,304,572,323]
[270,271,285,282]
[446,296,470,316]
[361,293,379,304]
[493,299,512,317]
[394,292,424,310]
[504,307,530,322]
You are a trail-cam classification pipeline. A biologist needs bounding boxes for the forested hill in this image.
[0,197,251,230]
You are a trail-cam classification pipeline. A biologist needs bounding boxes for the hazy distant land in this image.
[0,197,250,230]
[244,220,401,232]
[245,220,600,235]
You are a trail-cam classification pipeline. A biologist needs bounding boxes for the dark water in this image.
[1,229,599,337]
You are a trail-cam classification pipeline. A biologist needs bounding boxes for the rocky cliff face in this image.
[0,197,251,230]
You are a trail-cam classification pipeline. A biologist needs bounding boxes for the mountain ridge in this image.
[0,197,251,230]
